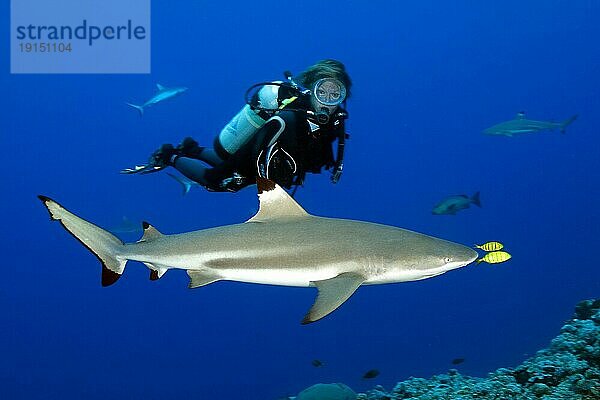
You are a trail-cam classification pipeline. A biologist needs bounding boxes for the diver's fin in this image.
[167,172,194,195]
[247,177,310,223]
[137,222,163,242]
[187,271,222,288]
[144,263,168,280]
[560,114,578,134]
[126,103,144,116]
[302,272,364,324]
[38,195,126,287]
[156,83,166,91]
[471,191,481,208]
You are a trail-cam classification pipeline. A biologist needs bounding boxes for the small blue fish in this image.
[127,83,188,116]
[432,192,481,215]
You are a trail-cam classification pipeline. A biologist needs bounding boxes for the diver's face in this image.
[316,80,343,105]
[311,79,346,117]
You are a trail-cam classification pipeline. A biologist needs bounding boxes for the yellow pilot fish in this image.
[476,251,512,264]
[474,241,504,252]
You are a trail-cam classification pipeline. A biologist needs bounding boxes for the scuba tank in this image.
[215,74,306,159]
[216,103,269,158]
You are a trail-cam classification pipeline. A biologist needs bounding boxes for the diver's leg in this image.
[172,157,212,186]
[177,137,224,167]
[197,148,223,167]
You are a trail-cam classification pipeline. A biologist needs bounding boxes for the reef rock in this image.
[359,299,600,400]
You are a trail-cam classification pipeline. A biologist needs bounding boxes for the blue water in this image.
[2,1,600,399]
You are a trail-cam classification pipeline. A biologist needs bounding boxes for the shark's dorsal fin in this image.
[156,83,166,91]
[138,221,163,242]
[516,111,526,119]
[246,178,310,223]
[302,272,364,324]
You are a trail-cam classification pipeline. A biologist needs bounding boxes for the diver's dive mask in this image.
[310,78,347,124]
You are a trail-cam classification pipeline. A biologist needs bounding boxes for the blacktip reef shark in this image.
[126,84,188,116]
[38,178,477,324]
[484,112,577,137]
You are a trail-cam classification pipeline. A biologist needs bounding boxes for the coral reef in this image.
[292,299,600,400]
[361,299,600,400]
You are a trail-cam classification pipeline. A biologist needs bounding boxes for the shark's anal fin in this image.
[247,177,309,223]
[188,271,222,289]
[150,270,159,281]
[138,222,163,243]
[302,272,365,324]
[144,263,168,280]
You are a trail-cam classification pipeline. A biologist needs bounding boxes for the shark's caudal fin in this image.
[126,103,144,116]
[38,196,126,287]
[560,114,578,134]
[167,172,193,195]
[471,191,482,208]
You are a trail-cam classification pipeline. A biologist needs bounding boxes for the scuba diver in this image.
[121,59,352,193]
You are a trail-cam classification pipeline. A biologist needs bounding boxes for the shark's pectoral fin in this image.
[187,270,222,289]
[302,272,364,325]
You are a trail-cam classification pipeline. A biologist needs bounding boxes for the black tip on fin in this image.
[256,177,276,194]
[38,195,52,203]
[301,316,315,325]
[102,265,121,287]
[149,270,159,281]
[38,195,56,219]
[142,221,150,230]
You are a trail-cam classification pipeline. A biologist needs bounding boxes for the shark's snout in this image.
[458,248,478,267]
[444,247,478,271]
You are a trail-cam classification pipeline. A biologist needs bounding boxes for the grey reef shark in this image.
[126,83,188,116]
[484,112,577,137]
[39,178,477,324]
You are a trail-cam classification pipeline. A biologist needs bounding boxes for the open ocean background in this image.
[2,1,599,399]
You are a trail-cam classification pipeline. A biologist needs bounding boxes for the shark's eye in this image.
[444,257,453,263]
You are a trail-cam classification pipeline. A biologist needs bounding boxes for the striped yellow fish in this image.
[474,241,504,252]
[476,251,512,264]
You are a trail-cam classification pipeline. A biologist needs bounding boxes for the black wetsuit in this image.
[174,100,348,192]
[211,109,344,190]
